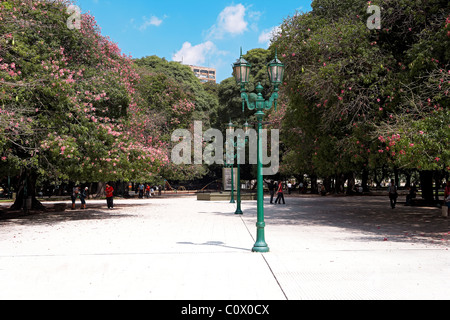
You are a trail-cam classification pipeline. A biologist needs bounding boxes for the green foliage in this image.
[272,0,450,178]
[134,56,218,125]
[133,55,217,181]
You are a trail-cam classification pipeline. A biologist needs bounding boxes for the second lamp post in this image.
[227,120,251,215]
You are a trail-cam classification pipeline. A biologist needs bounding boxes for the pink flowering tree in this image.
[0,0,167,209]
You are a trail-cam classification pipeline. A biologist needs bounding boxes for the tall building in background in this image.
[189,65,216,83]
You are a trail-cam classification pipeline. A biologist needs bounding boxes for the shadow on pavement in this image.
[0,202,146,225]
[235,196,449,246]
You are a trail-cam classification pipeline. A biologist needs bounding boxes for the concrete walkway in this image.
[0,196,448,300]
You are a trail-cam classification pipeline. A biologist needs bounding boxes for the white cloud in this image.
[172,41,217,66]
[207,4,248,39]
[258,26,281,48]
[138,15,165,31]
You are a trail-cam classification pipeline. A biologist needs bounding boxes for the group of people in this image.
[137,183,161,199]
[71,182,165,211]
[71,186,89,210]
[71,183,115,210]
[70,179,450,214]
[388,179,450,212]
[265,180,286,205]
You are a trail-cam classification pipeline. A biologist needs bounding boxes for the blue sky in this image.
[75,0,312,83]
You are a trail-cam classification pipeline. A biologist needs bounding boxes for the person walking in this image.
[71,186,79,210]
[138,183,144,199]
[105,183,114,209]
[444,181,450,216]
[265,180,276,204]
[79,187,88,210]
[299,182,304,194]
[150,186,155,197]
[275,181,285,204]
[388,179,398,209]
[320,184,327,196]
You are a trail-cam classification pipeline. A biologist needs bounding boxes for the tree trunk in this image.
[394,167,400,189]
[373,169,382,189]
[335,173,345,193]
[361,168,369,192]
[346,172,355,195]
[419,170,434,203]
[434,171,442,202]
[310,175,318,194]
[10,170,45,211]
[381,166,388,186]
[323,176,332,193]
[95,182,106,198]
[404,170,412,189]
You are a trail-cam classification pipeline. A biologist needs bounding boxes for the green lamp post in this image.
[232,49,285,253]
[228,120,251,216]
[235,121,252,215]
[227,120,236,204]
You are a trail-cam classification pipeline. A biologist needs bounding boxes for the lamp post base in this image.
[252,220,269,253]
[252,244,270,253]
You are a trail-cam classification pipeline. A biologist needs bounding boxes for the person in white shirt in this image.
[388,179,398,209]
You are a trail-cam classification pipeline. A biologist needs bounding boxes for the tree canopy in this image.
[0,0,214,207]
[270,0,449,192]
[1,1,146,184]
[1,0,448,206]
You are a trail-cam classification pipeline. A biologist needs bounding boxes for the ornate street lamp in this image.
[232,49,285,253]
[232,48,251,85]
[267,50,285,85]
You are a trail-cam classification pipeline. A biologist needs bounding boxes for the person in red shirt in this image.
[105,183,114,209]
[145,184,151,198]
[274,181,285,205]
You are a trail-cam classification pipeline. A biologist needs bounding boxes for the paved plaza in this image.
[0,195,448,300]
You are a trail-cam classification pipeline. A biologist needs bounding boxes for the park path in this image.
[0,196,448,300]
